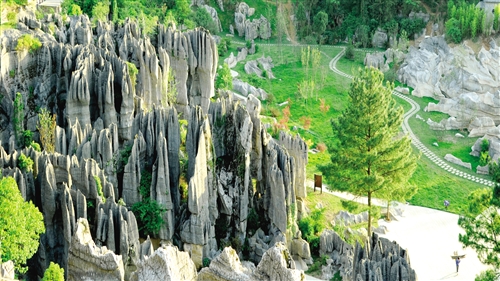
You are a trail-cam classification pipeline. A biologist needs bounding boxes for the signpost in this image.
[314,174,322,194]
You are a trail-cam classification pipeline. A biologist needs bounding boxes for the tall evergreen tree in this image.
[319,67,417,238]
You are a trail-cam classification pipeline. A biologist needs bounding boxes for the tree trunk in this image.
[368,192,372,239]
[386,200,391,221]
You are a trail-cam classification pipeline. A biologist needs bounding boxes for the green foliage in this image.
[111,0,118,22]
[445,18,462,43]
[126,62,138,87]
[215,63,233,91]
[114,144,133,173]
[479,151,490,166]
[194,7,217,34]
[18,153,34,173]
[22,130,33,148]
[246,208,260,235]
[202,257,211,268]
[37,108,56,153]
[30,141,41,152]
[92,0,110,24]
[138,170,152,198]
[305,255,328,273]
[341,200,358,213]
[41,262,64,281]
[16,35,42,54]
[313,11,328,40]
[475,269,499,281]
[0,177,45,274]
[131,199,165,236]
[117,198,126,206]
[13,92,24,146]
[93,176,105,202]
[319,67,417,237]
[217,38,231,57]
[9,70,15,78]
[173,0,191,24]
[298,208,326,256]
[7,12,17,23]
[345,43,355,60]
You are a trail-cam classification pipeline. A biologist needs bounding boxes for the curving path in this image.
[328,47,495,187]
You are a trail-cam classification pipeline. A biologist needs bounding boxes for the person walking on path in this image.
[456,257,460,272]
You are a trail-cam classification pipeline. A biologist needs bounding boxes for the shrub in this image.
[30,141,41,152]
[319,98,330,114]
[345,43,355,60]
[42,262,64,281]
[9,70,15,78]
[202,257,211,268]
[93,176,105,202]
[18,153,34,173]
[7,12,17,23]
[246,208,260,235]
[316,143,327,152]
[126,62,138,87]
[131,199,165,236]
[37,108,56,153]
[445,18,462,43]
[138,170,152,198]
[22,130,33,148]
[16,34,42,54]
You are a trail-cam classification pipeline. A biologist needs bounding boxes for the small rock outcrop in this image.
[234,3,271,41]
[130,245,197,281]
[68,218,125,281]
[198,243,304,281]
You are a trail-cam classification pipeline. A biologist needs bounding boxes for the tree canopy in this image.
[319,67,417,238]
[41,262,65,281]
[0,177,45,273]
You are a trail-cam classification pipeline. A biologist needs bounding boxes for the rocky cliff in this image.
[0,12,307,279]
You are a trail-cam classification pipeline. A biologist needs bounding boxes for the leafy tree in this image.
[110,0,118,22]
[174,0,191,25]
[42,262,64,281]
[194,7,217,34]
[0,177,45,273]
[356,25,370,48]
[37,108,56,153]
[215,63,233,91]
[295,2,307,38]
[18,153,34,173]
[313,11,328,42]
[458,188,500,275]
[475,269,498,281]
[319,67,417,238]
[91,0,110,24]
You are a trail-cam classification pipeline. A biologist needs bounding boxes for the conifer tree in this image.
[319,67,417,238]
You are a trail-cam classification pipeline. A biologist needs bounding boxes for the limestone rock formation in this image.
[398,37,500,129]
[1,15,310,280]
[319,230,354,279]
[203,5,222,33]
[68,218,125,281]
[0,261,15,280]
[371,29,388,48]
[233,79,268,100]
[130,245,197,281]
[234,3,270,41]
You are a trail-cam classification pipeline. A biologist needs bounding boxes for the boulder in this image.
[0,261,15,280]
[372,29,388,48]
[444,154,472,169]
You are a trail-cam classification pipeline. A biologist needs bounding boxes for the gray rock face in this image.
[398,37,500,130]
[320,230,354,279]
[130,245,197,281]
[1,16,311,279]
[364,49,405,73]
[203,5,222,33]
[0,261,15,280]
[232,79,268,100]
[234,3,270,41]
[68,218,125,281]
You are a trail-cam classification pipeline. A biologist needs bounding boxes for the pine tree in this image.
[319,67,417,238]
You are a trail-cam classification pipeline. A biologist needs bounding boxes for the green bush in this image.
[30,141,41,152]
[16,34,42,54]
[131,199,165,236]
[445,18,462,43]
[9,70,15,78]
[7,12,17,23]
[22,130,33,148]
[41,262,64,281]
[345,43,354,60]
[138,170,152,198]
[18,153,34,173]
[126,62,138,87]
[202,257,211,268]
[93,176,105,202]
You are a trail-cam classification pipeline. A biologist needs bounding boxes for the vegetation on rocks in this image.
[41,262,64,281]
[15,34,42,54]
